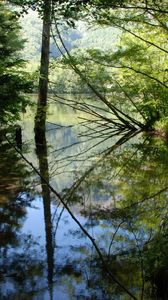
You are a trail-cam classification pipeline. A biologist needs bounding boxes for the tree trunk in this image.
[38,0,51,105]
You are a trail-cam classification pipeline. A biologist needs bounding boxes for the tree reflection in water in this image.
[1,104,168,299]
[35,105,54,296]
[0,135,45,300]
[74,134,168,299]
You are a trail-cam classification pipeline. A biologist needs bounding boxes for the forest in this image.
[0,1,168,299]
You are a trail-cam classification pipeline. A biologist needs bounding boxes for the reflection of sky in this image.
[23,193,142,261]
[21,191,147,299]
[23,196,45,242]
[23,195,105,253]
[22,194,117,299]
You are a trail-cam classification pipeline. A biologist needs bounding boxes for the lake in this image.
[1,98,168,300]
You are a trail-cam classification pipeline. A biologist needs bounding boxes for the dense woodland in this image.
[0,0,168,131]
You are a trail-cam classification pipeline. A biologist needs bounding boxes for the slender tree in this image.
[38,0,52,105]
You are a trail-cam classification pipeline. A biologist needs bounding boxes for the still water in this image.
[0,100,168,300]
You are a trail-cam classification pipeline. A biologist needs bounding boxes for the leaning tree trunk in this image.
[38,0,51,105]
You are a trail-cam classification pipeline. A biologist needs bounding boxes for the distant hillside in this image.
[75,26,120,51]
[20,11,120,61]
[20,11,82,60]
[20,10,42,60]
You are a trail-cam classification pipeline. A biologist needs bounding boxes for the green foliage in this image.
[0,2,32,124]
[7,0,168,129]
[154,118,168,138]
[52,1,168,127]
[49,57,90,94]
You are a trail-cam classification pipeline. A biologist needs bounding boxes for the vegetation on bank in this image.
[1,0,168,132]
[0,2,32,124]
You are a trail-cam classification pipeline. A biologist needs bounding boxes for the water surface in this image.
[1,99,168,300]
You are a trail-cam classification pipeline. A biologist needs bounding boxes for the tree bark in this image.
[38,0,51,105]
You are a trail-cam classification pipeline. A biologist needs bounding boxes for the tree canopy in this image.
[0,1,31,124]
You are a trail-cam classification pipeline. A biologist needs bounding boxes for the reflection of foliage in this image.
[65,134,168,298]
[0,138,45,300]
[0,136,32,204]
[0,234,45,300]
[61,187,84,204]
